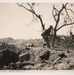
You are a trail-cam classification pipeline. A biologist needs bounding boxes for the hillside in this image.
[0,37,74,70]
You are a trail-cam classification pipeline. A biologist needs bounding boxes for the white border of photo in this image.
[0,0,73,3]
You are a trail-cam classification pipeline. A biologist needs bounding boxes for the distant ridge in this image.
[0,37,15,43]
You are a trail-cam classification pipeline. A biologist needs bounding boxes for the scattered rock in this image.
[54,63,69,70]
[22,65,35,70]
[0,42,8,50]
[8,62,14,68]
[26,43,36,47]
[25,46,30,50]
[2,66,8,70]
[41,60,49,63]
[34,64,43,70]
[67,62,74,70]
[22,61,34,66]
[30,44,36,47]
[14,61,21,69]
[67,50,70,53]
[58,52,67,58]
[39,50,50,60]
[19,52,30,62]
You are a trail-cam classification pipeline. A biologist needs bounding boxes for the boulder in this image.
[19,52,30,62]
[0,42,7,50]
[7,62,15,69]
[14,61,21,69]
[58,52,67,58]
[39,50,50,60]
[0,48,19,67]
[30,44,36,47]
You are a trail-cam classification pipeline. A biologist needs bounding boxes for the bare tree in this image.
[17,3,74,48]
[17,3,50,47]
[52,3,74,47]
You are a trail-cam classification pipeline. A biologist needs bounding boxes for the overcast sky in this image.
[0,3,74,39]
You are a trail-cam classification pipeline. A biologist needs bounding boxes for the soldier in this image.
[41,25,53,48]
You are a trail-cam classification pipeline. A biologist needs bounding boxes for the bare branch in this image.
[52,5,59,22]
[17,3,32,12]
[17,3,38,17]
[27,3,35,12]
[56,22,74,31]
[53,3,67,30]
[67,9,74,15]
[62,4,74,28]
[17,3,45,30]
[27,14,35,26]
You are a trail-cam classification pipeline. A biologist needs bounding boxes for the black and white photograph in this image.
[0,1,74,71]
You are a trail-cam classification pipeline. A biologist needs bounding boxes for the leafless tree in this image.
[52,3,74,47]
[17,3,74,48]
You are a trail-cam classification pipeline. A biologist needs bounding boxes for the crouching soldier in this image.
[41,25,53,48]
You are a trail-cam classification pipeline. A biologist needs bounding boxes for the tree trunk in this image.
[52,30,57,47]
[42,34,50,48]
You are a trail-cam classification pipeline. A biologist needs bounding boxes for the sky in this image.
[0,3,74,39]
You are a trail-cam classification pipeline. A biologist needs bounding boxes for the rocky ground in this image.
[0,37,74,70]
